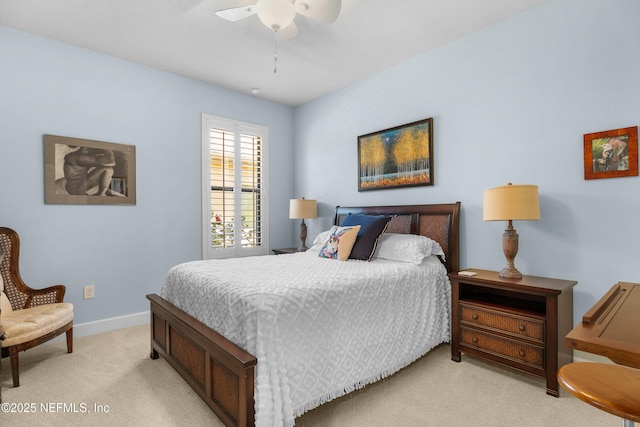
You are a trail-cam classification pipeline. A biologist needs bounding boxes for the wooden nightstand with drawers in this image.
[449,269,577,397]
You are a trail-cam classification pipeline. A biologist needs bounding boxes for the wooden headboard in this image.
[334,202,461,273]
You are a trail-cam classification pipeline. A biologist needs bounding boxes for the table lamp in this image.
[289,197,317,251]
[483,183,540,279]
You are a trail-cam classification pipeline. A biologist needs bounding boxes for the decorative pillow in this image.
[318,225,361,261]
[0,269,12,313]
[0,291,11,313]
[341,214,392,261]
[0,250,11,313]
[374,233,446,265]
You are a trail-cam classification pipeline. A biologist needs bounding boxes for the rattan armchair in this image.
[0,227,73,387]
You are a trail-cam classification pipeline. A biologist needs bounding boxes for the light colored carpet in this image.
[1,324,618,426]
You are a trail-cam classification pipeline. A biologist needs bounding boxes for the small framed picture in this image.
[583,126,638,180]
[358,118,433,191]
[44,134,136,205]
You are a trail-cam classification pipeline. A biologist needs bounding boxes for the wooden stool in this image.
[558,362,640,427]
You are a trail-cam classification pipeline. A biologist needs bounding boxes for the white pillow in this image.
[373,233,445,264]
[0,250,11,313]
[313,230,331,246]
[0,272,12,313]
[1,291,12,313]
[308,230,331,252]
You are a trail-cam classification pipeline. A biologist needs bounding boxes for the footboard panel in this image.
[147,294,256,427]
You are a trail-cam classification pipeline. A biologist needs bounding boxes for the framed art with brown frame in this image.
[583,126,638,180]
[44,134,136,205]
[358,118,433,191]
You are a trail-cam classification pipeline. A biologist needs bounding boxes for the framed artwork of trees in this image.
[358,118,433,191]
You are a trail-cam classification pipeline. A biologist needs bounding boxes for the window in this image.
[202,114,268,258]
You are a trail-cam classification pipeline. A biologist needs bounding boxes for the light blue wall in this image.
[293,0,640,324]
[2,0,639,330]
[0,25,294,325]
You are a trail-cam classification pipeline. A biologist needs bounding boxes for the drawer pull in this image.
[472,314,479,320]
[519,349,525,357]
[472,337,478,343]
[519,325,525,332]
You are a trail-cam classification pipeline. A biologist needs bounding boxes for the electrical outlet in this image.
[83,285,95,299]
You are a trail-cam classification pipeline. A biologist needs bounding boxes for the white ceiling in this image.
[0,0,549,106]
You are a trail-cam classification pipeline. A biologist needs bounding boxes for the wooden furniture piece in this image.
[558,362,640,426]
[148,202,461,427]
[565,282,640,368]
[0,295,4,403]
[271,247,299,255]
[147,293,256,427]
[449,268,577,397]
[0,227,74,387]
[0,250,3,402]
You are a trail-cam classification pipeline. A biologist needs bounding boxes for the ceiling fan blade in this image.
[215,4,257,22]
[295,0,341,23]
[276,22,298,40]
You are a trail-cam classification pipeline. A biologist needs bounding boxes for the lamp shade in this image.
[256,0,296,30]
[483,184,540,221]
[289,198,317,219]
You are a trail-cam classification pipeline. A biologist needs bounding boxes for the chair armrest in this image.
[22,284,66,308]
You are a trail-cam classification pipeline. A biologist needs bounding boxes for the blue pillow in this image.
[341,214,392,260]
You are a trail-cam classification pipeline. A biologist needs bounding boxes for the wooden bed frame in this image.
[147,202,461,427]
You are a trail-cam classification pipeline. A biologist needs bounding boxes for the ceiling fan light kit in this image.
[256,0,296,31]
[215,0,341,32]
[215,0,341,73]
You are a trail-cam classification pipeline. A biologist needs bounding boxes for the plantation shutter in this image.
[202,114,268,258]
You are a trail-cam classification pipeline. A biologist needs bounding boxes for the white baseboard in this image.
[52,311,150,342]
[76,310,150,338]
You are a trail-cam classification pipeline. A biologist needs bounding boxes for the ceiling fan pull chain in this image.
[273,31,279,73]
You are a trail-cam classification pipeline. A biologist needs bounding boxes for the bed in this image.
[147,202,461,427]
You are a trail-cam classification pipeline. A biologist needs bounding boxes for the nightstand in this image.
[449,268,577,397]
[272,247,300,255]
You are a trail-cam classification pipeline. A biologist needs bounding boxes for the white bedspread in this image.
[161,251,451,427]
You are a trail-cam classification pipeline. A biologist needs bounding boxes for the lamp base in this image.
[499,266,522,279]
[500,221,523,280]
[298,219,308,252]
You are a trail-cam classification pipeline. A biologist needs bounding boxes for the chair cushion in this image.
[1,302,73,347]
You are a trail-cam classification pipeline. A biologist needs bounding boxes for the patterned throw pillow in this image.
[318,225,361,261]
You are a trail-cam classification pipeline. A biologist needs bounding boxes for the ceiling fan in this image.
[215,0,342,40]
